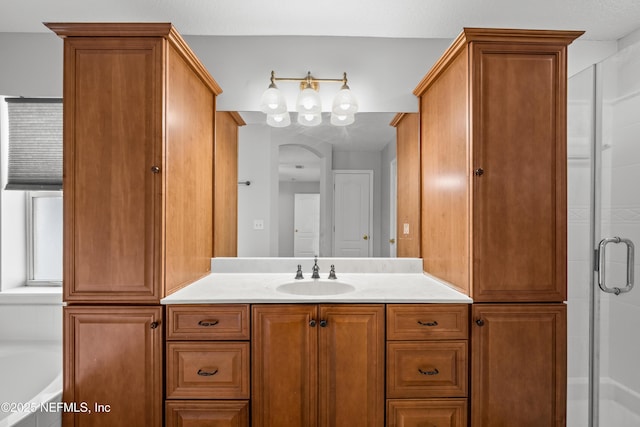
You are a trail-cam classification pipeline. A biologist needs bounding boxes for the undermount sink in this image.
[276,280,356,296]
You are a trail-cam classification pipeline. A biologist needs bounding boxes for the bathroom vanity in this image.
[49,22,574,427]
[161,258,472,427]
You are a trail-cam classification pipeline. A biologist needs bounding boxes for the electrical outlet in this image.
[403,223,410,235]
[253,219,264,230]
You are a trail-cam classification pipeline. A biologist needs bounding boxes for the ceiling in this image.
[2,0,640,41]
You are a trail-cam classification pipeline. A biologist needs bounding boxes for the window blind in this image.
[5,98,63,190]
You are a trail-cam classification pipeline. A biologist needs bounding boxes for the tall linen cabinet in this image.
[47,23,222,426]
[414,28,582,426]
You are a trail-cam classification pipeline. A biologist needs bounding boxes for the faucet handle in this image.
[295,264,304,280]
[328,264,337,280]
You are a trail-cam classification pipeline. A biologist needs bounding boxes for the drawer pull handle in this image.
[198,320,219,327]
[418,368,439,376]
[417,320,438,327]
[197,369,218,377]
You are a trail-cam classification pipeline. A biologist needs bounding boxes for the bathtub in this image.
[0,342,62,427]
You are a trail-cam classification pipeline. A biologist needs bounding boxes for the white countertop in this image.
[161,258,472,304]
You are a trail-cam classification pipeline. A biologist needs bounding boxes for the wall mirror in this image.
[236,111,398,258]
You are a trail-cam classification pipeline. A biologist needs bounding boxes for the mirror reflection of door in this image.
[333,170,373,257]
[293,193,320,257]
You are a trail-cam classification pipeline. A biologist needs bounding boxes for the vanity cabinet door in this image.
[318,305,385,427]
[63,306,163,427]
[471,304,567,426]
[252,305,318,427]
[251,304,385,427]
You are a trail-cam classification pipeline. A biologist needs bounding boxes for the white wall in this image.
[0,31,621,110]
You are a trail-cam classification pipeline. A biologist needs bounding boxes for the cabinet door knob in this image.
[474,167,484,176]
[309,319,317,327]
[319,319,328,327]
[151,165,161,174]
[150,321,160,329]
[475,319,485,326]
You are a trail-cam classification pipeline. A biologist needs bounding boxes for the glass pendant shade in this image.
[296,87,322,114]
[266,111,291,127]
[332,87,358,115]
[330,112,355,126]
[260,85,287,114]
[297,112,322,127]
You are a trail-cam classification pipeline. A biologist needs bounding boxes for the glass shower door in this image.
[592,40,640,427]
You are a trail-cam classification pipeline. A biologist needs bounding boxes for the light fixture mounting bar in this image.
[270,71,348,86]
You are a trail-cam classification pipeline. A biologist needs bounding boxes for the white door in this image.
[389,159,397,257]
[333,171,372,257]
[293,193,320,257]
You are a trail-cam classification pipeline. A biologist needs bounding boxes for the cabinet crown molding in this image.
[45,22,223,95]
[413,27,585,96]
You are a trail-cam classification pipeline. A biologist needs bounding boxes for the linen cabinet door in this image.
[252,305,318,427]
[62,36,163,303]
[470,41,568,302]
[471,304,567,426]
[63,306,163,427]
[318,305,385,427]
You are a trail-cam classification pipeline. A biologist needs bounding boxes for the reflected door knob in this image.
[390,238,395,244]
[363,234,369,241]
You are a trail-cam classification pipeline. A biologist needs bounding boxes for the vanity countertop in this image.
[161,258,472,304]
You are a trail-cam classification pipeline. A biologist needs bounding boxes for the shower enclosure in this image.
[567,40,640,427]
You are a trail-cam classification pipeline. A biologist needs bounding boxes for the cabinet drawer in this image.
[387,341,468,398]
[387,304,468,340]
[166,342,250,399]
[165,400,249,427]
[387,399,467,427]
[167,305,249,340]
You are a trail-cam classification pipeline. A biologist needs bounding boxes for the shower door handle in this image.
[596,236,635,295]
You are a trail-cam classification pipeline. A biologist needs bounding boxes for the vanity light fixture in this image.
[260,70,358,127]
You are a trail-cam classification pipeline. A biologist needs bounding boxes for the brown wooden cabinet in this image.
[166,305,250,426]
[391,113,421,258]
[251,304,385,427]
[47,23,223,427]
[63,306,163,427]
[413,28,582,426]
[386,304,468,427]
[414,28,582,302]
[471,304,567,427]
[165,401,249,427]
[387,399,467,427]
[214,111,245,257]
[47,23,221,303]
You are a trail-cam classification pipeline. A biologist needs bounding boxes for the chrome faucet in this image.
[311,256,320,279]
[328,265,337,280]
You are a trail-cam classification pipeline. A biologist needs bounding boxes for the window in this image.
[1,97,63,288]
[27,191,63,286]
